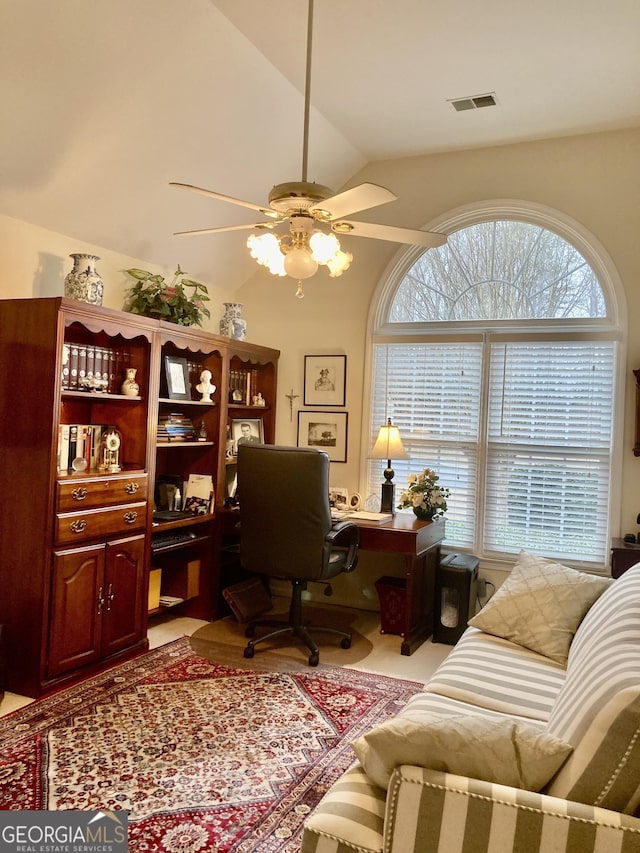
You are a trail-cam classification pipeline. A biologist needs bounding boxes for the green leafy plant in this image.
[397,467,450,519]
[124,265,210,326]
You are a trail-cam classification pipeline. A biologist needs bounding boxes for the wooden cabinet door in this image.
[101,535,145,657]
[49,544,104,677]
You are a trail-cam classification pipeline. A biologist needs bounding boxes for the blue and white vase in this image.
[219,302,247,340]
[64,254,104,306]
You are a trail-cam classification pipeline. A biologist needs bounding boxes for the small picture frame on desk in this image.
[298,410,348,463]
[304,355,346,407]
[163,355,191,400]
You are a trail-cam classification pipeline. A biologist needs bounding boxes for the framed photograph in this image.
[304,355,346,407]
[297,411,348,463]
[163,355,191,400]
[329,486,349,511]
[231,417,264,455]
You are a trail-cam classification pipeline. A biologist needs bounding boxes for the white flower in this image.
[397,468,450,517]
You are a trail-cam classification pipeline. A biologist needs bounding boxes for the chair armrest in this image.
[385,766,640,853]
[325,521,359,572]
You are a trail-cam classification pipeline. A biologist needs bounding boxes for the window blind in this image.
[368,339,615,564]
[369,343,483,548]
[483,341,615,563]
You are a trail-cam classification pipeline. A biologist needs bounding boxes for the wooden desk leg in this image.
[401,545,439,655]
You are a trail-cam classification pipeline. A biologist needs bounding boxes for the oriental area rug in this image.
[0,638,422,852]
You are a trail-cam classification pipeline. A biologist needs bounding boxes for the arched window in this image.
[367,214,621,569]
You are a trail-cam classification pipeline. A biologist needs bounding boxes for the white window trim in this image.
[360,199,628,574]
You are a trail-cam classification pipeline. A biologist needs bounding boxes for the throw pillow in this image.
[351,713,572,791]
[468,550,612,664]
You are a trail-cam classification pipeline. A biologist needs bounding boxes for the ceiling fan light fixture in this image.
[172,0,447,297]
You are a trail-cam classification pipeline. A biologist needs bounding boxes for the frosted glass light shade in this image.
[326,249,353,277]
[284,246,318,279]
[309,231,340,263]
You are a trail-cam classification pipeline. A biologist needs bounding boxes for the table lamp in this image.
[369,418,408,513]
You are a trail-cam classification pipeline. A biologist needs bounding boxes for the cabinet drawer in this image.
[56,474,148,512]
[55,502,147,546]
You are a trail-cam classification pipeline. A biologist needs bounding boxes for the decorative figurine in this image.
[252,392,266,407]
[196,369,215,402]
[197,420,208,442]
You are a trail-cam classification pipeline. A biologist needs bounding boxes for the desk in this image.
[354,514,445,655]
[217,509,445,656]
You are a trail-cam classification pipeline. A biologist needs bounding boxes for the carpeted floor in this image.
[0,636,422,852]
[190,603,374,671]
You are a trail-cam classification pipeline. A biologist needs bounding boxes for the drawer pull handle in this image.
[71,488,88,501]
[97,585,105,614]
[69,519,87,534]
[125,482,140,494]
[124,511,138,524]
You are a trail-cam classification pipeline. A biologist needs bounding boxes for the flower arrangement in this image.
[397,467,450,520]
[124,265,210,326]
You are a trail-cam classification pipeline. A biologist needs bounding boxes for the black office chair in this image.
[237,443,359,666]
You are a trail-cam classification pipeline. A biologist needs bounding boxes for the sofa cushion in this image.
[425,626,566,721]
[402,688,548,725]
[468,550,612,664]
[545,565,640,814]
[351,712,572,792]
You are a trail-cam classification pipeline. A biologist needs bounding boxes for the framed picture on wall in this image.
[303,354,346,407]
[297,410,348,463]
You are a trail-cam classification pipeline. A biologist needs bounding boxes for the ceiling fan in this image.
[171,0,446,297]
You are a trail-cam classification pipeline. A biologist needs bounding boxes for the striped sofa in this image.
[302,562,640,853]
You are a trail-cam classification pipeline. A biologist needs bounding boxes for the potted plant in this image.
[124,265,210,326]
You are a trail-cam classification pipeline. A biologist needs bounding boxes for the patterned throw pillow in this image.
[351,712,572,791]
[468,550,612,664]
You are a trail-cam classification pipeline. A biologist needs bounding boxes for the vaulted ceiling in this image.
[1,0,639,291]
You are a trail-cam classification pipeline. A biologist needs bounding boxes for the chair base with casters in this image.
[237,444,360,668]
[243,578,352,667]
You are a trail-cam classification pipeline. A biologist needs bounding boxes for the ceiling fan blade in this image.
[331,220,447,249]
[310,183,397,221]
[170,182,283,220]
[174,222,278,236]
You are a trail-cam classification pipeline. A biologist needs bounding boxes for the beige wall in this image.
[236,127,640,605]
[239,128,640,527]
[0,212,233,330]
[2,127,639,609]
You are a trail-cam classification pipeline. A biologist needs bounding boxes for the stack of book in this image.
[157,412,195,442]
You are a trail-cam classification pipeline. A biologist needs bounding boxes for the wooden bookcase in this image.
[0,298,278,696]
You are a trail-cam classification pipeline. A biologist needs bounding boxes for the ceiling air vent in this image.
[449,93,498,112]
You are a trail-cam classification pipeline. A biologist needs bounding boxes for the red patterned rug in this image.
[0,638,422,852]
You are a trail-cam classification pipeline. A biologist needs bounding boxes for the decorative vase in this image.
[219,302,246,340]
[120,367,139,397]
[413,506,436,521]
[64,254,104,305]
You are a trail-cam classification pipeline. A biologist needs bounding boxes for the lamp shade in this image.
[369,419,408,461]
